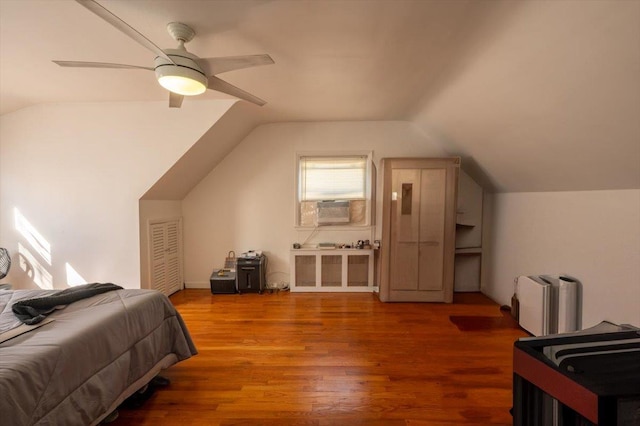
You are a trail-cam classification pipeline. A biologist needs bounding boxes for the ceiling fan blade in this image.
[198,54,274,76]
[207,76,266,106]
[53,60,153,70]
[75,0,174,64]
[169,92,184,108]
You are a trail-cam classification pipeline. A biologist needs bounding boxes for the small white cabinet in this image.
[290,249,375,292]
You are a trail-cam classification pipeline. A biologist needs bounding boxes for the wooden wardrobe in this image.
[378,158,459,302]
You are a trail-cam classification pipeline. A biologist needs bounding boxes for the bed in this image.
[0,287,197,426]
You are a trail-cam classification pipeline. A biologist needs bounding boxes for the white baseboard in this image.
[185,282,379,293]
[184,281,209,289]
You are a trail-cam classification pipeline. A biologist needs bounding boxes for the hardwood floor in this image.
[113,290,527,425]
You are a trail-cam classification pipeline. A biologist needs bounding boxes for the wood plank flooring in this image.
[113,290,527,425]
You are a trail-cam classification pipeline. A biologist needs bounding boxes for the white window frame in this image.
[295,152,373,228]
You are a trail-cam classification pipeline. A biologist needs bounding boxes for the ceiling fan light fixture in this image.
[56,2,273,108]
[156,65,207,96]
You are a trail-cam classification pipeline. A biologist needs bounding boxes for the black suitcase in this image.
[209,269,237,294]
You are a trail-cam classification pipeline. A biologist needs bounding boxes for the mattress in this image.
[0,288,197,426]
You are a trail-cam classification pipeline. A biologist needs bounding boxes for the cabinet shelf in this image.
[455,247,482,255]
[456,222,476,228]
[456,211,476,227]
[454,170,483,292]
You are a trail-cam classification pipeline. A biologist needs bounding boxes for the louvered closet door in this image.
[151,223,167,294]
[149,219,183,296]
[165,221,181,295]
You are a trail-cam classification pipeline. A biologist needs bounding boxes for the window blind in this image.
[299,156,367,201]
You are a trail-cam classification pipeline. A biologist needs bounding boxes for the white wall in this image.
[181,121,447,287]
[483,189,640,328]
[0,100,233,289]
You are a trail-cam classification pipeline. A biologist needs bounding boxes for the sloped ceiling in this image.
[410,0,640,192]
[1,0,638,193]
[141,101,266,200]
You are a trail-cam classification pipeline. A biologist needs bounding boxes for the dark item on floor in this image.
[511,293,520,320]
[210,269,237,294]
[119,376,171,410]
[101,410,118,424]
[450,310,520,332]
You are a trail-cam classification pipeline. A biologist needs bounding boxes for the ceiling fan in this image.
[53,0,274,108]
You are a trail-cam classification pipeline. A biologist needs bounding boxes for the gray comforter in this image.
[0,288,197,425]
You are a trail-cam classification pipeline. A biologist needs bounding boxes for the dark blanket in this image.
[12,283,123,325]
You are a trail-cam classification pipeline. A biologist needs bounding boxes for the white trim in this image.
[148,216,183,226]
[290,287,377,293]
[294,225,373,231]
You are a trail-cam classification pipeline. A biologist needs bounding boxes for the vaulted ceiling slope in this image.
[1,1,638,193]
[410,1,640,192]
[141,101,266,200]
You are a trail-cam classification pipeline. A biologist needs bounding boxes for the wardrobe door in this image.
[389,169,420,291]
[379,158,458,303]
[418,168,446,292]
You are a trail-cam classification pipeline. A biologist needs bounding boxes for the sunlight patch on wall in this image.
[14,208,52,265]
[65,263,87,287]
[18,243,53,289]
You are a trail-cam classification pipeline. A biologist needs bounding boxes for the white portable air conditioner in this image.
[516,276,551,336]
[515,275,579,336]
[543,275,579,334]
[317,200,350,225]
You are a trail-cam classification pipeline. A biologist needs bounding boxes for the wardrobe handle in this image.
[401,183,412,215]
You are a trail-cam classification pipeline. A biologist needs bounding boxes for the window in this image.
[296,154,372,227]
[299,156,367,201]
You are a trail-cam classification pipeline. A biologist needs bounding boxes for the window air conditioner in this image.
[317,200,350,225]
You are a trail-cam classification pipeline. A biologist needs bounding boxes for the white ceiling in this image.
[1,0,638,192]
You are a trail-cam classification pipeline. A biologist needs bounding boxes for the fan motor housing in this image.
[154,49,207,95]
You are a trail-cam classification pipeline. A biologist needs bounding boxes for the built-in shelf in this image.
[456,211,476,228]
[455,171,483,292]
[455,247,482,255]
[456,222,475,228]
